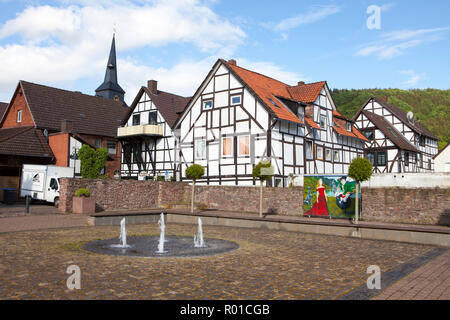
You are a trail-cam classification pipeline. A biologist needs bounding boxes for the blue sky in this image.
[0,0,449,105]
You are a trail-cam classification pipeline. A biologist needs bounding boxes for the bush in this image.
[78,145,108,179]
[185,164,205,181]
[76,188,90,198]
[156,176,165,182]
[252,159,274,181]
[348,157,373,182]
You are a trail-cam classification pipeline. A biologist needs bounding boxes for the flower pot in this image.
[72,196,95,214]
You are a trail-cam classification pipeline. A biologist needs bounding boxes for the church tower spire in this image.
[95,34,125,102]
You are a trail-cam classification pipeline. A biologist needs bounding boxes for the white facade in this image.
[434,144,450,172]
[174,60,365,187]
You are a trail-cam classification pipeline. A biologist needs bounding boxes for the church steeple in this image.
[95,34,125,102]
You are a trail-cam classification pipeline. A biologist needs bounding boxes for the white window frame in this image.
[107,141,116,155]
[221,136,234,158]
[238,135,250,156]
[231,95,241,105]
[346,122,352,132]
[316,145,324,160]
[203,100,213,110]
[17,110,22,123]
[305,141,313,160]
[195,139,207,160]
[325,148,332,161]
[320,114,327,129]
[333,150,340,162]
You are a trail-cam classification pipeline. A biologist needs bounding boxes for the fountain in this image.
[83,213,238,258]
[110,218,131,248]
[194,217,207,248]
[156,213,168,254]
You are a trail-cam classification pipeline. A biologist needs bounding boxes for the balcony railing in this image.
[117,124,163,137]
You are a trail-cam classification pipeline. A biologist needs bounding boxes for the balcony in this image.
[117,124,163,138]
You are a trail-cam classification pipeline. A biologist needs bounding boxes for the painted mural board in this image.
[303,175,361,219]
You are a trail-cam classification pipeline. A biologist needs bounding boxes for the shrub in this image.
[78,145,108,179]
[185,164,205,181]
[348,157,373,182]
[252,159,274,181]
[156,176,165,182]
[76,188,90,198]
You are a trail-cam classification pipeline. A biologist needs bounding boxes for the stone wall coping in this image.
[89,209,450,235]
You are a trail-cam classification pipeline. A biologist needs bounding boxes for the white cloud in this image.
[0,0,246,101]
[400,70,425,88]
[356,27,449,60]
[274,5,340,32]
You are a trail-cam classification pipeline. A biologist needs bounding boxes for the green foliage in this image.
[252,159,274,181]
[185,164,205,181]
[76,188,90,198]
[156,176,165,182]
[348,157,373,182]
[99,174,111,179]
[331,88,450,150]
[78,145,108,179]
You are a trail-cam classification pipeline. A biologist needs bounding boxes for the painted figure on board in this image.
[305,178,329,217]
[335,176,356,210]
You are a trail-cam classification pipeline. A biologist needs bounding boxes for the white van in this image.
[20,164,74,207]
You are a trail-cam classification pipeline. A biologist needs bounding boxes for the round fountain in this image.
[83,214,238,258]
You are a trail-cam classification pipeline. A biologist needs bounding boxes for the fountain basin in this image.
[83,235,238,258]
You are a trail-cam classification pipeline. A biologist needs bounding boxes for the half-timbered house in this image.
[174,59,368,186]
[353,97,439,173]
[118,80,190,180]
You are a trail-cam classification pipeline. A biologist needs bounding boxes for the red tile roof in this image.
[287,81,326,104]
[305,117,320,129]
[226,61,303,124]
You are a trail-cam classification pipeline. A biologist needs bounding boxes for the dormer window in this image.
[17,110,22,123]
[297,107,305,121]
[320,115,326,129]
[419,136,425,147]
[148,111,157,125]
[346,122,352,132]
[267,98,279,108]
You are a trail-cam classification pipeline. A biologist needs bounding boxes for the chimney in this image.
[228,59,237,66]
[148,80,158,95]
[61,120,73,133]
[297,81,305,86]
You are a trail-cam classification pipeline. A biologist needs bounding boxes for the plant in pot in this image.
[72,188,95,214]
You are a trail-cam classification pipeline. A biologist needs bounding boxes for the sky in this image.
[0,0,449,105]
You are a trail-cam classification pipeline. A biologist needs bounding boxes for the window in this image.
[364,130,374,141]
[49,178,58,190]
[94,139,101,148]
[267,98,279,108]
[222,137,233,157]
[297,107,305,121]
[333,150,340,162]
[107,141,116,154]
[305,141,313,159]
[203,100,213,110]
[238,136,250,156]
[428,159,432,170]
[419,136,425,147]
[195,139,206,159]
[231,95,241,105]
[404,152,409,167]
[377,152,386,166]
[148,111,157,125]
[17,110,22,123]
[316,146,323,160]
[274,178,282,188]
[319,115,327,129]
[346,122,352,132]
[132,114,140,126]
[325,149,332,161]
[367,152,375,165]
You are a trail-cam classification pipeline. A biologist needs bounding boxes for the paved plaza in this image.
[0,219,448,300]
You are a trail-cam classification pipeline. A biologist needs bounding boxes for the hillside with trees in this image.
[331,88,450,150]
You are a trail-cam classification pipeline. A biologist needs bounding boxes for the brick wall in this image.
[59,178,449,226]
[1,87,34,128]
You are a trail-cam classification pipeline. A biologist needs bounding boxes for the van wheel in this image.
[54,197,60,208]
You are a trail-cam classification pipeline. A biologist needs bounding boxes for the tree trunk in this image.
[355,182,359,224]
[191,180,195,213]
[259,179,263,218]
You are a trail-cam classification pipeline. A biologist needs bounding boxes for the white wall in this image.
[434,146,450,172]
[361,173,450,188]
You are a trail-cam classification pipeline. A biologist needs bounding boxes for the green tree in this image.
[348,157,373,224]
[252,159,274,218]
[185,164,205,213]
[78,145,108,179]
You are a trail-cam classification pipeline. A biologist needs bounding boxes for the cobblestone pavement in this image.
[373,249,450,300]
[0,223,442,300]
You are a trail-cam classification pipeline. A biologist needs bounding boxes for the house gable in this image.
[0,83,35,128]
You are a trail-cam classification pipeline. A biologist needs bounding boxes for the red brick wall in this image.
[1,87,34,128]
[58,178,449,226]
[48,133,69,167]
